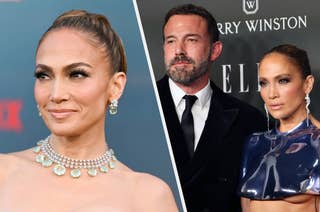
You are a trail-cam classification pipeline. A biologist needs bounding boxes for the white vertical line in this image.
[132,0,187,211]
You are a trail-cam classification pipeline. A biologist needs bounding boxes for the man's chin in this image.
[168,75,194,86]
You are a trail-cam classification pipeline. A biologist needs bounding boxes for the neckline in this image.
[273,119,311,136]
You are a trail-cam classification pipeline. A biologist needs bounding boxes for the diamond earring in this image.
[37,105,42,117]
[264,103,270,132]
[305,93,311,126]
[109,100,118,115]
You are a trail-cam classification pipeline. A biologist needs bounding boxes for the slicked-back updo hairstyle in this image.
[37,10,127,74]
[262,44,311,79]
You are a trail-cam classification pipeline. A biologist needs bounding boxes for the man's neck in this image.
[174,74,210,95]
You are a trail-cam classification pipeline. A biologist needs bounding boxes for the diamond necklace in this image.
[33,137,117,178]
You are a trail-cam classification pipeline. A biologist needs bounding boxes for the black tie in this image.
[181,95,198,157]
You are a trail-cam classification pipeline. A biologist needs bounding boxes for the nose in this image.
[50,79,69,103]
[268,84,279,99]
[175,41,186,55]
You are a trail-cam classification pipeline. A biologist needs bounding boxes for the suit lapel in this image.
[157,76,192,173]
[158,77,240,184]
[181,82,239,184]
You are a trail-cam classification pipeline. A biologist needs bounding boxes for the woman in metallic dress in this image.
[239,44,320,212]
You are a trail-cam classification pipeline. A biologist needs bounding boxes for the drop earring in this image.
[264,103,270,132]
[109,100,118,115]
[305,93,310,126]
[37,105,42,117]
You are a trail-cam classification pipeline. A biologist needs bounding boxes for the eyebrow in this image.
[185,33,201,38]
[259,74,291,80]
[65,62,92,70]
[164,33,201,40]
[275,74,291,79]
[35,62,93,72]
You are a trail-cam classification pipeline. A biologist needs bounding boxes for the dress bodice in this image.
[238,120,320,200]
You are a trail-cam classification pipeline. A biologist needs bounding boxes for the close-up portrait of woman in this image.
[0,1,181,211]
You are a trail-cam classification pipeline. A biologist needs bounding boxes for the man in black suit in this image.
[157,4,267,212]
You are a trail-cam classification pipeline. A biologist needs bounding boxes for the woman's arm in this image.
[241,197,250,212]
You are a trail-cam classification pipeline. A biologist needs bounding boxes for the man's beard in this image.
[165,54,210,86]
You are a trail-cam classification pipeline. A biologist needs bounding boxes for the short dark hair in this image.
[162,4,219,43]
[262,44,312,78]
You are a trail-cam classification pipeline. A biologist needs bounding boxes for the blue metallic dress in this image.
[238,119,320,200]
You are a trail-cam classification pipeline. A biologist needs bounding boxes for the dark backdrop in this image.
[137,0,320,117]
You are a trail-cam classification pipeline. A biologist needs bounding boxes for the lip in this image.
[268,104,283,110]
[174,61,190,65]
[172,62,190,68]
[48,109,77,119]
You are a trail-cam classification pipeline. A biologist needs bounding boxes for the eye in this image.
[279,78,290,84]
[187,38,197,43]
[34,71,50,81]
[69,69,89,79]
[165,38,175,45]
[259,80,268,87]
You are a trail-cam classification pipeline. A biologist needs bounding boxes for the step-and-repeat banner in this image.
[137,0,320,118]
[0,0,182,209]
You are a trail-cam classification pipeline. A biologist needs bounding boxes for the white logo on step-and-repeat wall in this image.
[243,0,259,15]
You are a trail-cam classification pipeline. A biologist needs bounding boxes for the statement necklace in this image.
[32,137,117,178]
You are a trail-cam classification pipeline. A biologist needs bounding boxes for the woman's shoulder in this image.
[132,172,172,193]
[0,151,26,168]
[115,162,178,211]
[0,149,32,181]
[0,153,17,167]
[245,131,267,145]
[248,131,266,138]
[117,162,173,193]
[132,172,178,211]
[0,151,29,183]
[241,131,270,157]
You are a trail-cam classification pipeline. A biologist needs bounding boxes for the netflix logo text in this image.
[0,100,23,132]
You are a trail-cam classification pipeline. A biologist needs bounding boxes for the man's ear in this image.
[108,72,127,103]
[210,41,223,62]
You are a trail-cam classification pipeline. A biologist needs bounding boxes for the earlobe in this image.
[210,41,223,62]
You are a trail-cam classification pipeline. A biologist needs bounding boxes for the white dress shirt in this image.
[169,78,212,150]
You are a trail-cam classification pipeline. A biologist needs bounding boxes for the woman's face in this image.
[35,29,123,136]
[259,53,311,123]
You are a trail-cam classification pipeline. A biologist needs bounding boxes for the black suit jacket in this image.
[157,76,267,212]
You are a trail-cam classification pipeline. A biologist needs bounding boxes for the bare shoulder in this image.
[0,154,19,184]
[102,162,179,211]
[131,171,178,212]
[0,152,23,170]
[0,149,32,182]
[115,162,174,192]
[133,172,171,193]
[10,148,35,161]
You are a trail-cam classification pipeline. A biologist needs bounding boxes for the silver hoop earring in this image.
[305,93,310,126]
[109,100,118,115]
[37,105,42,117]
[264,103,270,132]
